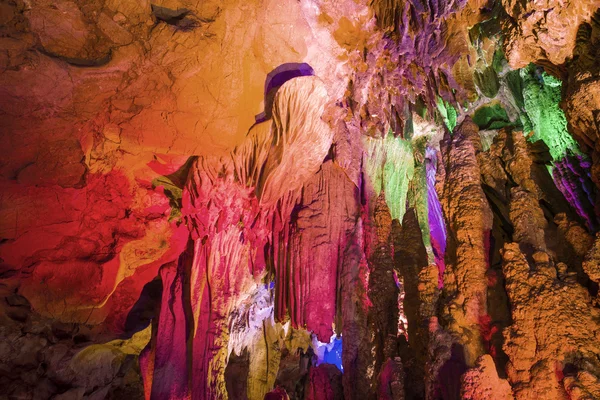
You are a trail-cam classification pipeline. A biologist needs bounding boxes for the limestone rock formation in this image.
[440,118,493,366]
[2,0,600,399]
[502,0,600,69]
[502,244,600,400]
[460,355,512,400]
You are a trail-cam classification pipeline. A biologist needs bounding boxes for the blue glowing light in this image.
[314,334,343,372]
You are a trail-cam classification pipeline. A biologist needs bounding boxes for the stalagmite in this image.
[4,0,600,399]
[502,244,600,400]
[440,117,493,366]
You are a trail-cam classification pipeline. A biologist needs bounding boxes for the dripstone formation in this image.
[2,0,600,399]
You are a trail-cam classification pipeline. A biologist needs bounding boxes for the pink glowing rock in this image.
[150,261,189,399]
[143,74,336,399]
[304,364,343,400]
[275,161,359,342]
[461,355,513,400]
[378,358,405,400]
[264,387,290,400]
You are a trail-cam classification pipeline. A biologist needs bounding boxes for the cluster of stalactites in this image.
[142,17,600,397]
[142,76,336,400]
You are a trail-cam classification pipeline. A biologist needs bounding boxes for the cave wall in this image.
[2,0,600,399]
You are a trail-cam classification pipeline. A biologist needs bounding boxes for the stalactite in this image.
[275,161,359,342]
[5,1,600,399]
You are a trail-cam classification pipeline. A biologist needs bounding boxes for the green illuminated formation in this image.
[408,137,433,260]
[474,66,500,99]
[363,136,386,195]
[364,133,414,221]
[436,97,458,132]
[466,61,581,164]
[472,102,512,131]
[384,136,414,221]
[362,121,437,258]
[520,65,580,160]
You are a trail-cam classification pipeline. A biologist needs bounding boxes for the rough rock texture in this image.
[440,118,493,366]
[3,0,600,399]
[563,9,600,216]
[502,0,600,69]
[0,288,149,400]
[392,208,430,399]
[460,355,513,400]
[502,244,600,400]
[583,233,600,293]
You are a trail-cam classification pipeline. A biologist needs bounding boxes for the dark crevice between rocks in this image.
[180,238,197,392]
[123,276,163,338]
[71,156,89,190]
[434,343,468,400]
[392,209,429,400]
[152,156,197,222]
[367,196,400,395]
[225,349,250,400]
[5,292,31,323]
[151,5,189,22]
[482,184,512,379]
[151,5,206,32]
[273,346,313,400]
[37,46,112,67]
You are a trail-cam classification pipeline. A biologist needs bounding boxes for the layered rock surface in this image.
[2,0,600,399]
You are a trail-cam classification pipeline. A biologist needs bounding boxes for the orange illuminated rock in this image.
[461,354,513,400]
[502,0,600,69]
[502,244,600,400]
[440,118,493,366]
[3,0,600,398]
